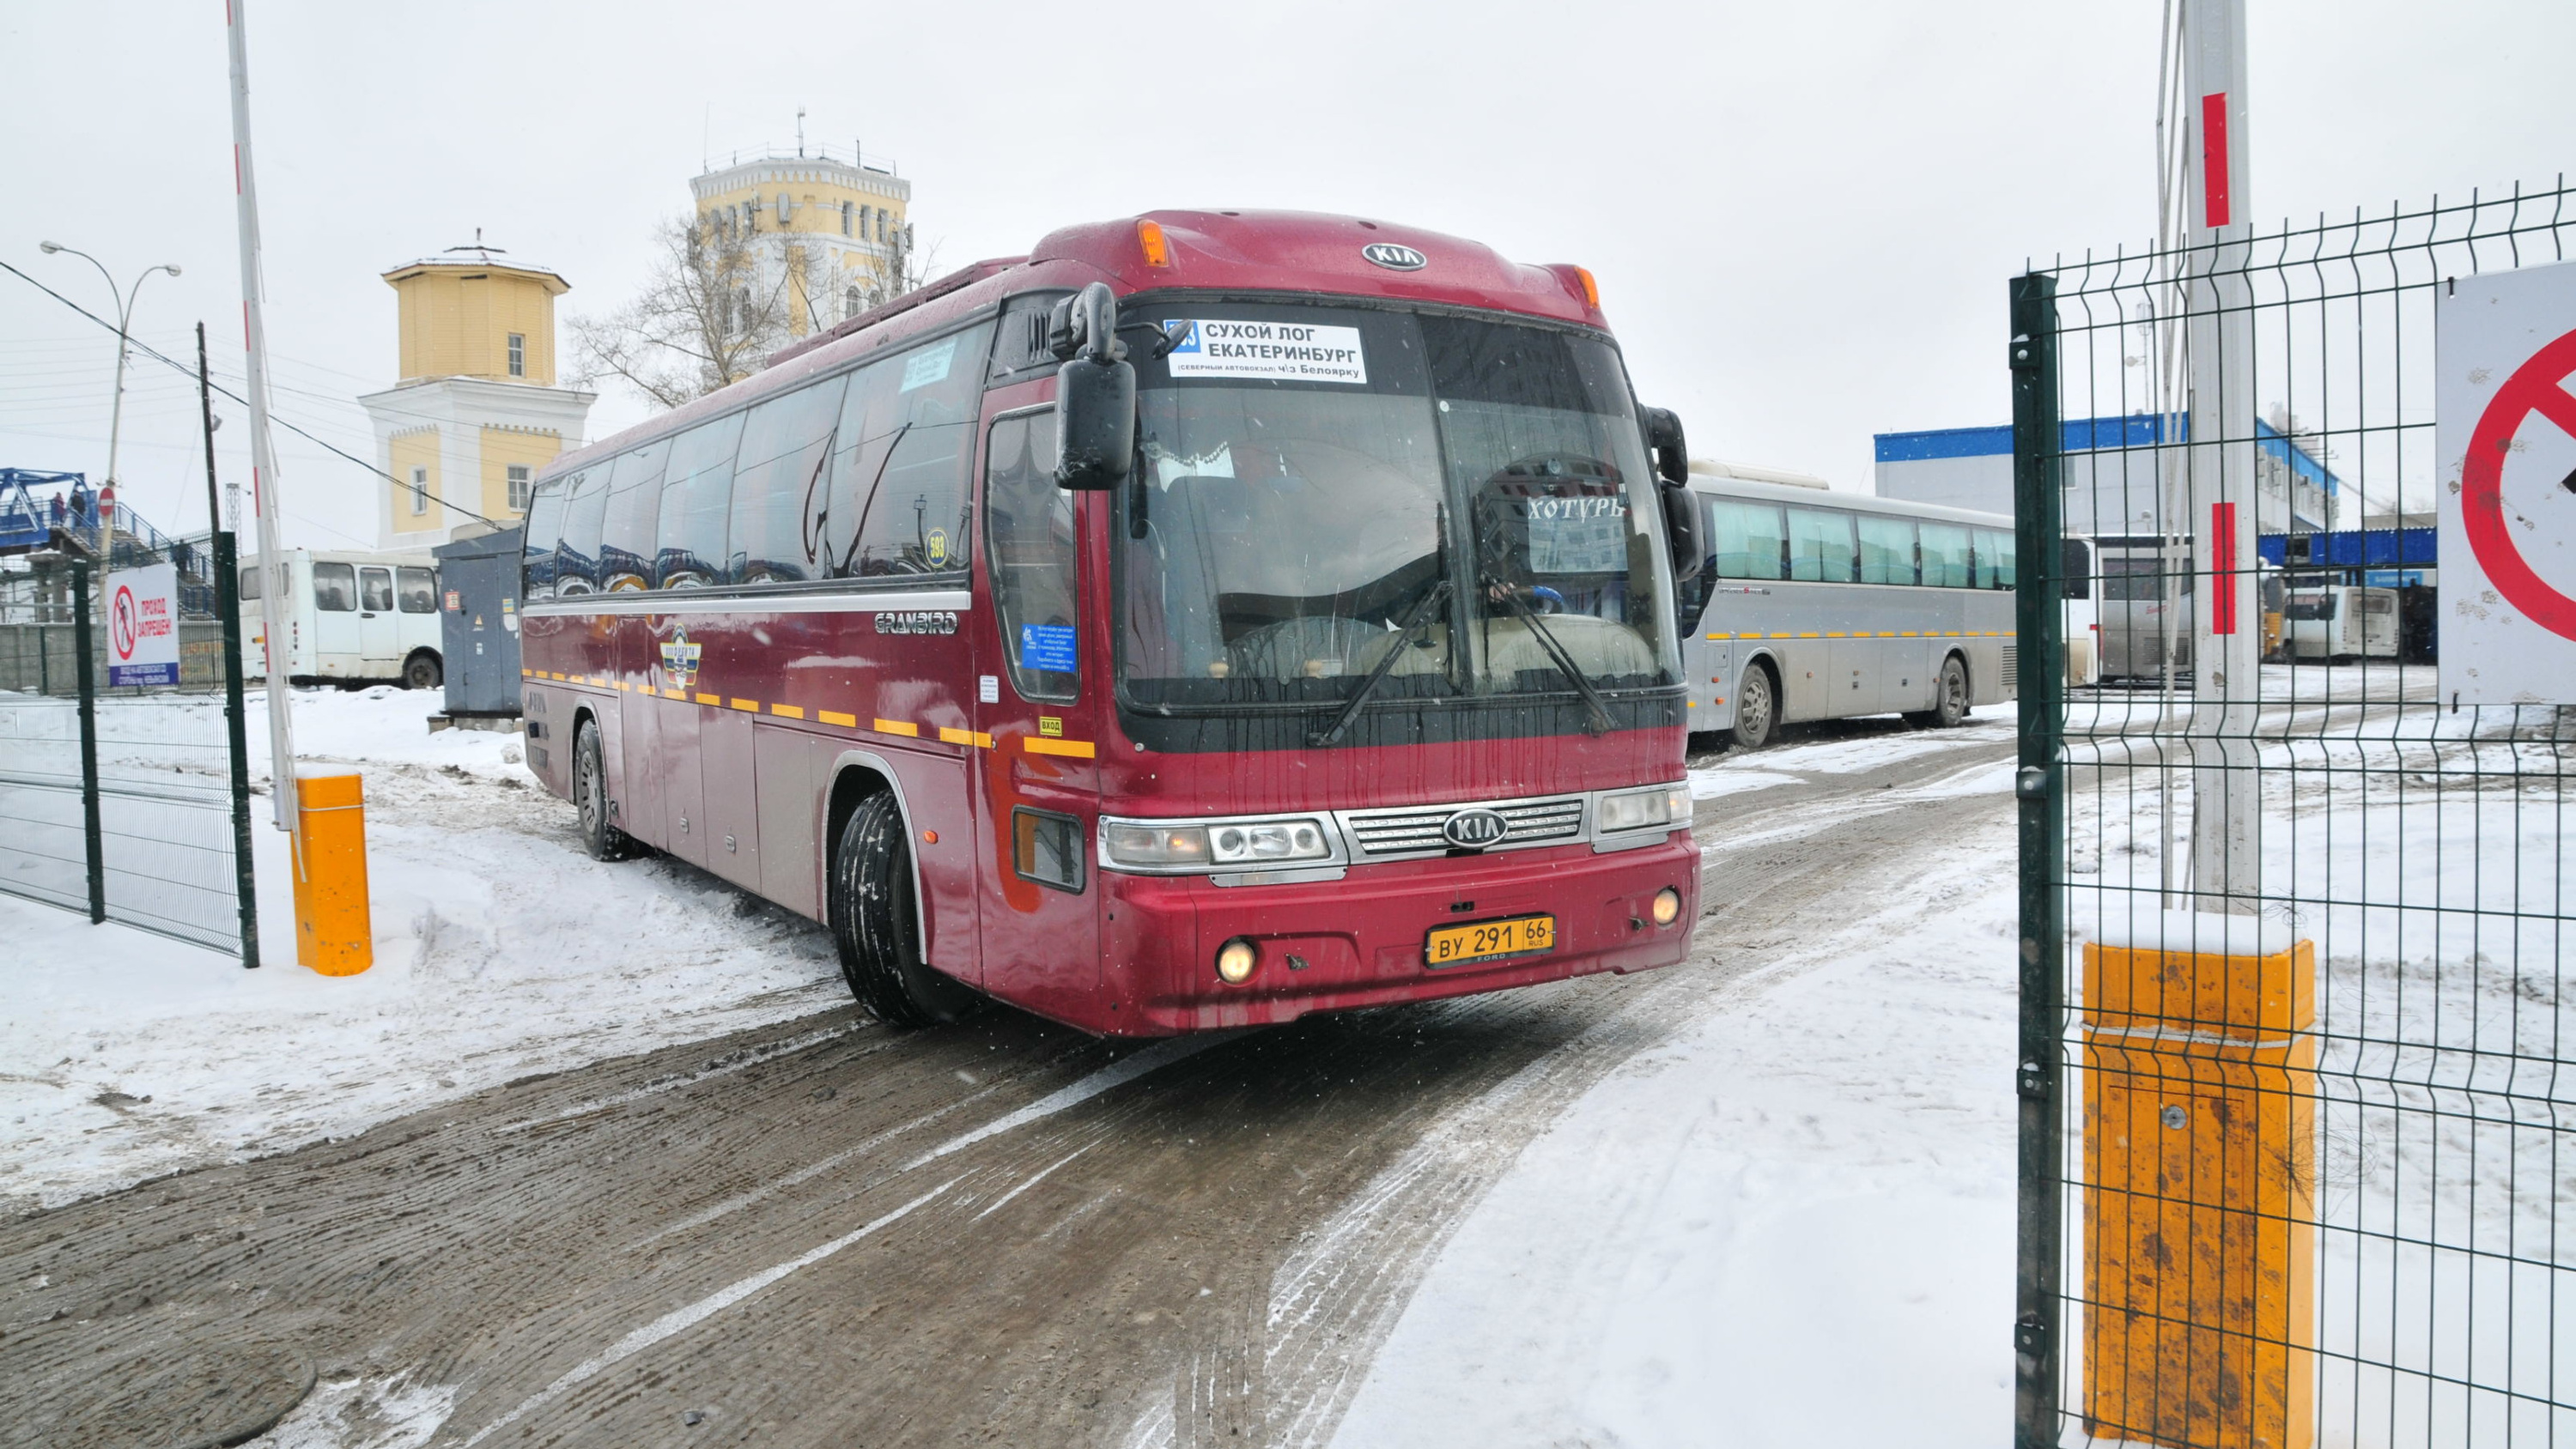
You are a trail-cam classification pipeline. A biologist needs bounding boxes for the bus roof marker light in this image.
[1135,219,1172,269]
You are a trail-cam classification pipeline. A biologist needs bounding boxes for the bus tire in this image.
[1912,653,1970,728]
[402,650,442,690]
[1728,662,1778,750]
[830,792,980,1028]
[573,718,631,861]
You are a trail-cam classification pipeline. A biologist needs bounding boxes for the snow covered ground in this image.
[1334,771,2020,1447]
[0,687,848,1216]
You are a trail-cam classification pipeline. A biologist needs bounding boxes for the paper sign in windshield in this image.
[1163,320,1367,385]
[1527,495,1630,574]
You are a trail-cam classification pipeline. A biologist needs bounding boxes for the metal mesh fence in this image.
[2015,182,2576,1447]
[0,544,256,959]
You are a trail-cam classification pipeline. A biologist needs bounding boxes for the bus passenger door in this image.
[971,404,1103,1021]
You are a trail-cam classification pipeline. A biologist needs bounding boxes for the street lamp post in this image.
[39,242,181,527]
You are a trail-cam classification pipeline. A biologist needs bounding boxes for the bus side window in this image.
[985,409,1078,702]
[2061,540,2092,599]
[730,373,848,584]
[312,561,358,613]
[1786,507,1856,584]
[556,470,610,595]
[837,322,994,578]
[1707,500,1784,580]
[1975,528,2016,588]
[360,567,395,613]
[1857,515,1917,585]
[240,564,261,601]
[397,567,437,613]
[658,414,748,587]
[521,476,571,600]
[601,441,669,591]
[1919,523,1971,587]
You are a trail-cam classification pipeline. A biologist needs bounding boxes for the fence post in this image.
[2009,270,2066,1449]
[70,560,105,925]
[214,531,260,967]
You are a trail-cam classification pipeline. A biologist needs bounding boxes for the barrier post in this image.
[2081,922,2317,1449]
[70,560,104,924]
[290,768,371,974]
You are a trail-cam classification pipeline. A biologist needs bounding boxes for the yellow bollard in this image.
[2081,925,2316,1449]
[291,768,374,975]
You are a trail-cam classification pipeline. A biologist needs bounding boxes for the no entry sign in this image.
[2438,260,2576,705]
[106,561,181,688]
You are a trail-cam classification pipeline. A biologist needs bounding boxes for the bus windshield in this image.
[1116,303,1678,711]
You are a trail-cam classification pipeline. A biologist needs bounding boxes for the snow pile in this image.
[1332,812,2020,1447]
[0,687,846,1216]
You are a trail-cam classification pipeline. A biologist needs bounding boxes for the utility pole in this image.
[2182,0,2262,914]
[226,0,301,840]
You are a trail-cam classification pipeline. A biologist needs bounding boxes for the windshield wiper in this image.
[1486,581,1615,736]
[1309,579,1453,748]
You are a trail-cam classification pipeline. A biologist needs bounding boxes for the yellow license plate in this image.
[1425,914,1557,968]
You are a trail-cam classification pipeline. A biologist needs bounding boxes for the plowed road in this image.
[0,718,2017,1449]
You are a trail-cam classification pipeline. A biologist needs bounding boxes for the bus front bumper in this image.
[1096,834,1699,1035]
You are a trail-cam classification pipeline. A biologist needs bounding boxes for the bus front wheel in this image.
[402,650,442,690]
[574,719,631,861]
[1729,663,1778,750]
[830,792,981,1028]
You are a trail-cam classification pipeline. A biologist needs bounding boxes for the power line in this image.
[1,259,507,530]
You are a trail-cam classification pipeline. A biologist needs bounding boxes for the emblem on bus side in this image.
[1361,243,1427,271]
[1442,807,1510,849]
[875,610,959,636]
[659,629,702,689]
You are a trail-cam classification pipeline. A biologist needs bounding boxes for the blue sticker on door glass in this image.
[1019,623,1077,673]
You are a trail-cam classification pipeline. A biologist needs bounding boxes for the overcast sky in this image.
[1,0,2565,550]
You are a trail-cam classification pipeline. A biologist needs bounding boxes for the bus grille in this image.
[1340,795,1589,858]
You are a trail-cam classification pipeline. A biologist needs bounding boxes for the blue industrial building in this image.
[1874,413,2336,536]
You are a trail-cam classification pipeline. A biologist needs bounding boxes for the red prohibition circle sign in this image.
[2463,326,2576,640]
[110,584,139,661]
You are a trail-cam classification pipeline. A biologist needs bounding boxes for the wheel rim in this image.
[578,751,601,834]
[1743,673,1770,738]
[1947,665,1965,714]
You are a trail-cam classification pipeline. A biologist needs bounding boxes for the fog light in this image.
[1651,887,1682,926]
[1216,937,1258,985]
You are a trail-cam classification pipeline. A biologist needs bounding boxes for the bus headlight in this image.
[1102,822,1212,868]
[1652,887,1682,925]
[1598,783,1692,834]
[1216,937,1258,984]
[1208,820,1328,864]
[1101,815,1334,870]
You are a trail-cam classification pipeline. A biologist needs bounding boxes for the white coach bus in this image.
[240,549,447,688]
[1682,473,2017,748]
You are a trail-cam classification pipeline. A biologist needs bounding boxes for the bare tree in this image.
[568,214,795,409]
[796,223,935,336]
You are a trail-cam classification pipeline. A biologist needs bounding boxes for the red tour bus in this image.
[517,210,1705,1035]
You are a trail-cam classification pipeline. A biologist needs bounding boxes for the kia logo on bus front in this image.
[1362,243,1427,271]
[1442,808,1510,849]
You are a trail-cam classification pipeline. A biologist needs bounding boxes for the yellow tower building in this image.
[358,240,596,550]
[690,142,914,337]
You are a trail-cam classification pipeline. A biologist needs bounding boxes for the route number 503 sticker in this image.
[2438,260,2576,705]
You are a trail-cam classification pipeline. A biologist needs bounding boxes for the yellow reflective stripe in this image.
[874,718,920,737]
[663,688,689,700]
[938,726,995,748]
[728,698,758,712]
[770,703,805,719]
[614,680,633,691]
[1024,737,1096,759]
[817,710,859,728]
[696,693,720,706]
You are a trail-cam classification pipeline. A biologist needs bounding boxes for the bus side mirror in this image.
[1640,407,1702,585]
[1054,282,1134,491]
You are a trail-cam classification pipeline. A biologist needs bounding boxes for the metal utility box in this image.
[432,527,524,720]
